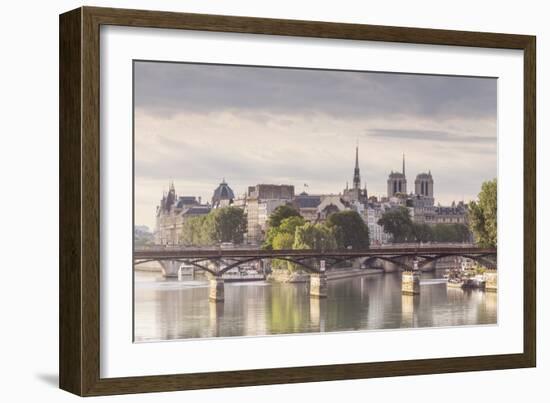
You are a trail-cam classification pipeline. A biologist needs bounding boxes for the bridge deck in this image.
[134,246,496,260]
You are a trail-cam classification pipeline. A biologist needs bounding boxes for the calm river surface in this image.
[134,270,497,342]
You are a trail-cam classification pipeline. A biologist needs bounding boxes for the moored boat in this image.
[222,266,266,282]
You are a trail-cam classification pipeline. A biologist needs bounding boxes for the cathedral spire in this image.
[353,145,361,190]
[402,153,406,176]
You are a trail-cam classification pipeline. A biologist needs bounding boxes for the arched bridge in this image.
[134,245,497,277]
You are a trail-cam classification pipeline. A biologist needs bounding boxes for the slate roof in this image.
[294,195,322,209]
[183,206,211,215]
[176,196,199,208]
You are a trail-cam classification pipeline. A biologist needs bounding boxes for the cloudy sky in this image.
[134,61,497,230]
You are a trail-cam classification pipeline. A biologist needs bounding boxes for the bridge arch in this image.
[215,256,320,274]
[134,258,219,276]
[362,256,413,270]
[417,253,496,270]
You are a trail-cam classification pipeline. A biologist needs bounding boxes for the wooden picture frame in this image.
[59,6,536,396]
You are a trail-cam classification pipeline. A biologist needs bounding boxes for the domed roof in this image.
[212,179,235,206]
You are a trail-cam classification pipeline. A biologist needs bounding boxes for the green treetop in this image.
[264,215,305,249]
[468,179,497,248]
[210,206,247,244]
[326,210,370,249]
[267,205,301,228]
[377,206,414,243]
[180,206,247,246]
[293,222,338,251]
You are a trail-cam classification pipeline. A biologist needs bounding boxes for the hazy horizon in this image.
[134,61,497,230]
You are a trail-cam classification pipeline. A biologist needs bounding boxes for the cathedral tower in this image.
[387,154,407,197]
[415,171,434,205]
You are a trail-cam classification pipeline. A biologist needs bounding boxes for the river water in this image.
[134,270,497,342]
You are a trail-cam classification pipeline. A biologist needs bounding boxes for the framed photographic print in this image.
[59,6,536,396]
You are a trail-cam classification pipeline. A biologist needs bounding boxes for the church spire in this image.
[402,153,406,176]
[353,145,361,190]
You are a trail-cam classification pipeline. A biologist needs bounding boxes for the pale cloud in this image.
[134,62,497,120]
[134,61,497,230]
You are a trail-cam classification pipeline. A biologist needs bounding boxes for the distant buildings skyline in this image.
[137,148,493,230]
[152,147,472,246]
[134,61,497,230]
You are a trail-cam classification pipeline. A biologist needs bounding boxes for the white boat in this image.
[222,266,265,282]
[177,263,196,280]
[461,258,475,271]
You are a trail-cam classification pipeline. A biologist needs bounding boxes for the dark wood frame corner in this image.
[59,6,536,396]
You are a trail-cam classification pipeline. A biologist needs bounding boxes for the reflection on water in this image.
[134,270,497,342]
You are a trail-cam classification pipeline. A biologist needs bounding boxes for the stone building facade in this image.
[154,182,211,245]
[154,180,237,245]
[151,149,470,246]
[245,184,295,245]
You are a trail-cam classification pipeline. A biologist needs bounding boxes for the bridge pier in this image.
[402,271,420,295]
[209,277,225,302]
[484,270,498,292]
[159,260,180,278]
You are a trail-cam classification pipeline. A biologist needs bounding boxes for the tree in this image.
[293,223,338,251]
[468,179,497,247]
[134,226,154,246]
[180,215,209,246]
[269,230,296,272]
[210,206,247,244]
[432,223,470,243]
[412,223,433,243]
[180,207,247,246]
[264,215,307,270]
[326,210,370,249]
[377,206,414,243]
[267,205,301,228]
[451,223,471,243]
[272,232,294,250]
[263,215,305,249]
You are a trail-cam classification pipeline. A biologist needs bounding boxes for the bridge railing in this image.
[369,242,475,249]
[134,246,496,260]
[136,244,262,251]
[136,242,475,252]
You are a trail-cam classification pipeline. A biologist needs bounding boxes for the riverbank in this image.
[327,267,384,280]
[268,267,384,283]
[137,263,384,281]
[134,263,162,273]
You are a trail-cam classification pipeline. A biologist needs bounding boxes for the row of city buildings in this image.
[154,147,468,245]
